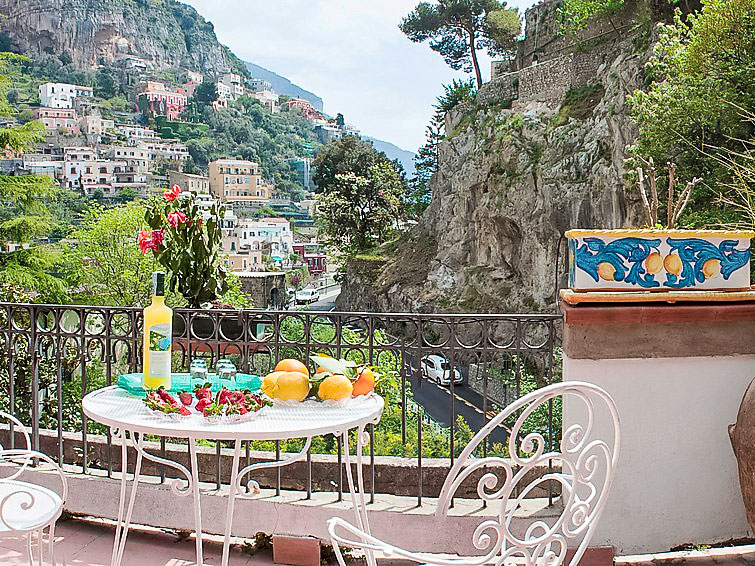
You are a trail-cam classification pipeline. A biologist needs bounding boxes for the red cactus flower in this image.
[167,211,187,228]
[151,229,165,247]
[164,184,182,201]
[137,230,152,255]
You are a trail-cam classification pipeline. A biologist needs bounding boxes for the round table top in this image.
[82,386,385,441]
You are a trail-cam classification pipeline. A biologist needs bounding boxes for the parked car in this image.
[420,355,463,386]
[295,288,320,304]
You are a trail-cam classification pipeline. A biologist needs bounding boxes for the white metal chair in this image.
[328,381,620,566]
[0,410,68,565]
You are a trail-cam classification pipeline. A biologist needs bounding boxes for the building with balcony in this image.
[139,139,189,162]
[137,81,187,121]
[249,78,272,92]
[287,97,322,120]
[208,158,272,203]
[168,170,210,194]
[38,82,93,109]
[117,124,159,144]
[250,90,280,113]
[79,115,115,137]
[34,107,78,133]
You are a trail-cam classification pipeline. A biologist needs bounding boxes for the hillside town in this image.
[0,64,361,307]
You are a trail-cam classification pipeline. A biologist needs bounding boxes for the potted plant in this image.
[138,185,243,340]
[567,159,754,292]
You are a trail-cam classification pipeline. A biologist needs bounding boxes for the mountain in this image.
[0,0,247,77]
[365,137,416,178]
[244,61,323,112]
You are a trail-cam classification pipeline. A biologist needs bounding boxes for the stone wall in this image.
[466,363,515,407]
[7,427,558,500]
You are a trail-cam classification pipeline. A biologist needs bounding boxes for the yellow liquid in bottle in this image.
[143,293,173,390]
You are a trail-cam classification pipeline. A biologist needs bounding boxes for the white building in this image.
[236,218,294,260]
[117,124,159,144]
[38,82,93,109]
[250,90,279,113]
[249,79,272,92]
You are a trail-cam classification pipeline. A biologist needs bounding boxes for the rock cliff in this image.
[337,2,651,314]
[0,0,242,76]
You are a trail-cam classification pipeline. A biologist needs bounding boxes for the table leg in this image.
[342,425,375,566]
[189,438,204,565]
[222,440,242,566]
[111,429,144,566]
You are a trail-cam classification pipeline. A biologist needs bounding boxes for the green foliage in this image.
[400,0,521,87]
[143,190,230,307]
[559,0,625,32]
[154,116,209,142]
[627,0,755,226]
[551,83,605,126]
[316,158,406,254]
[66,201,163,307]
[193,81,218,109]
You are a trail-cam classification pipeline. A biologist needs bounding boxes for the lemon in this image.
[260,371,285,396]
[702,258,721,279]
[664,253,683,275]
[270,371,310,401]
[317,374,353,401]
[597,262,616,281]
[645,252,663,275]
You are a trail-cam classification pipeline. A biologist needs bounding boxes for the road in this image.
[408,371,509,445]
[293,286,340,311]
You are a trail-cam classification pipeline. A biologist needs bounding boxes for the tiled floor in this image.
[0,517,276,565]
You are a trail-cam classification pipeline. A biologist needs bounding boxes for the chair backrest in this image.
[0,410,31,453]
[436,381,620,566]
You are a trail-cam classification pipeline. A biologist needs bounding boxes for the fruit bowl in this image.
[143,384,271,422]
[260,355,380,406]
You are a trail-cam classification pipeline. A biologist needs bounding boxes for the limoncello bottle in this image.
[143,271,173,390]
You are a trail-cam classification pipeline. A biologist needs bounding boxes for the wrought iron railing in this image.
[0,303,561,503]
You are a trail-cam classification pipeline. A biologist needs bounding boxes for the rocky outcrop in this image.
[338,48,646,314]
[0,0,242,75]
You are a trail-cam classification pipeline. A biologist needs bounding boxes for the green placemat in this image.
[117,372,262,395]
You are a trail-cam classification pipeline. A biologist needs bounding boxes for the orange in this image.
[275,358,309,375]
[352,367,375,396]
[317,374,353,401]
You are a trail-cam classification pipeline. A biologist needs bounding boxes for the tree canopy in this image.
[400,0,521,87]
[627,0,755,226]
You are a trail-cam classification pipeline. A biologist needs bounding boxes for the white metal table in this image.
[82,386,384,566]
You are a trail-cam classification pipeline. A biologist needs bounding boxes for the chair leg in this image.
[26,532,34,566]
[48,523,56,566]
[37,529,44,566]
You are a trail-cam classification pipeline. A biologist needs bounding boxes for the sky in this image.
[183,0,537,154]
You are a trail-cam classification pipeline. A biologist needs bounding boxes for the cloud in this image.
[183,0,536,153]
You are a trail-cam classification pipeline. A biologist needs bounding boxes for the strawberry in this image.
[179,391,193,406]
[178,406,191,416]
[218,386,231,405]
[195,398,211,412]
[157,387,177,406]
[194,382,212,400]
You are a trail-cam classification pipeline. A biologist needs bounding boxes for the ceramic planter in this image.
[567,229,754,292]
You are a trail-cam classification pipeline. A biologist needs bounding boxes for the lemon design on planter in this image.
[664,253,683,276]
[645,252,663,275]
[597,262,616,281]
[702,258,721,279]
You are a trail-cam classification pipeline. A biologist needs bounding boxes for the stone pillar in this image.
[562,300,755,554]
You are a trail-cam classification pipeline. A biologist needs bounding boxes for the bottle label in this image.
[148,322,172,379]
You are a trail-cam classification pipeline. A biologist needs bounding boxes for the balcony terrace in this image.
[2,301,755,565]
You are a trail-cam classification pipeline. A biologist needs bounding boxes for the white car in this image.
[420,355,463,386]
[295,289,320,304]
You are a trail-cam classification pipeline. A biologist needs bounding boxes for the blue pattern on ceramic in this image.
[663,238,750,288]
[574,237,662,288]
[568,238,576,288]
